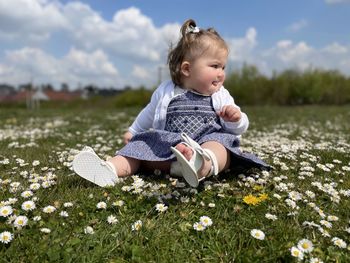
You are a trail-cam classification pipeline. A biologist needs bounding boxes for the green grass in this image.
[0,106,349,262]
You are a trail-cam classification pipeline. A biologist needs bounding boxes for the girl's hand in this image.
[217,105,242,122]
[123,131,133,144]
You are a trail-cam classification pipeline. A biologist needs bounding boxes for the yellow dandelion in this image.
[258,193,269,201]
[243,194,260,206]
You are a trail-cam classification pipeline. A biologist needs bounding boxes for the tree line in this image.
[2,65,350,108]
[114,65,350,107]
[224,65,350,105]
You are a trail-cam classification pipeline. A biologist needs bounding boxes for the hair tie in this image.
[186,25,200,34]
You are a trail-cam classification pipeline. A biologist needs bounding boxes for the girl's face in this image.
[181,48,228,95]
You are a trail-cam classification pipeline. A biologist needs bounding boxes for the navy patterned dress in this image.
[117,91,269,170]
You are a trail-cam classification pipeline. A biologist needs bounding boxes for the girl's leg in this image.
[175,141,230,179]
[201,141,231,171]
[108,155,141,177]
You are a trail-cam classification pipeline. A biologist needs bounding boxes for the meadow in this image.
[0,106,349,262]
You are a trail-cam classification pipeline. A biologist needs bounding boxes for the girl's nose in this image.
[218,69,225,78]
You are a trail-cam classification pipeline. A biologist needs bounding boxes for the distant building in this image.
[0,88,84,103]
[0,84,123,106]
[0,84,16,102]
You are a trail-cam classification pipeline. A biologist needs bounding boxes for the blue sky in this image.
[0,0,350,89]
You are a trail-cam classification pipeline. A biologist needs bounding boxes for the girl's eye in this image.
[211,65,225,70]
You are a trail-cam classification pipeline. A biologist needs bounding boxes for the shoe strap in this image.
[105,161,117,176]
[180,133,219,176]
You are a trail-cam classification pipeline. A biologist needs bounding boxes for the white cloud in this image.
[288,19,308,32]
[131,65,150,80]
[276,41,313,62]
[0,0,181,87]
[261,39,350,75]
[1,47,121,88]
[0,0,350,89]
[62,5,179,62]
[227,27,257,62]
[322,42,348,54]
[262,40,314,72]
[0,0,68,42]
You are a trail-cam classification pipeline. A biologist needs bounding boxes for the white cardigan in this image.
[128,80,249,136]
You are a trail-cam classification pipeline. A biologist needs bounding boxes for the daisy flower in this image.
[33,216,42,221]
[59,211,69,217]
[285,199,297,209]
[0,205,13,217]
[288,191,303,201]
[344,227,350,234]
[7,198,18,205]
[19,171,29,178]
[250,229,265,240]
[265,213,278,221]
[273,193,282,199]
[131,220,143,231]
[121,186,132,192]
[0,231,13,244]
[84,226,94,235]
[96,202,107,209]
[112,200,125,207]
[297,239,314,253]
[310,258,324,263]
[155,203,168,213]
[320,220,332,229]
[199,216,213,227]
[6,215,16,225]
[29,183,41,191]
[42,205,56,214]
[290,246,304,260]
[21,190,33,198]
[180,197,190,203]
[107,215,118,225]
[13,215,28,228]
[193,222,206,231]
[331,237,347,248]
[40,228,51,234]
[32,160,40,166]
[318,227,331,237]
[63,202,74,208]
[327,215,339,221]
[41,181,52,188]
[305,190,316,199]
[21,200,36,211]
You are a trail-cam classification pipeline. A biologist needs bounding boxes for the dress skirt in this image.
[117,91,269,170]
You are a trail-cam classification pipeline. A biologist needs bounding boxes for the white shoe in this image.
[72,146,118,187]
[170,161,183,178]
[170,133,218,187]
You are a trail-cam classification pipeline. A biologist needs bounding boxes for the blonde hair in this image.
[167,19,229,86]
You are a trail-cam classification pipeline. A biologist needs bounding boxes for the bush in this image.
[113,87,153,108]
[225,65,350,105]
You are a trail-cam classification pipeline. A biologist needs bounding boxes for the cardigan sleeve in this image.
[128,86,162,135]
[217,87,249,135]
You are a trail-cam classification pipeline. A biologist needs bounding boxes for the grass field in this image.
[0,106,349,262]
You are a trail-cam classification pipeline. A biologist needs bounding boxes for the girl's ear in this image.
[180,61,191,77]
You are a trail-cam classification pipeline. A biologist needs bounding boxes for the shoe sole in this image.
[72,151,117,187]
[171,146,200,187]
